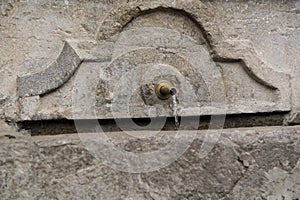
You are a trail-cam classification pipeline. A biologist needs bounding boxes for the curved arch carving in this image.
[18,42,82,98]
[95,1,290,94]
[17,0,290,113]
[95,1,214,44]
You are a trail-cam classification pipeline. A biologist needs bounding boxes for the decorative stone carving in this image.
[17,1,291,121]
[18,42,82,98]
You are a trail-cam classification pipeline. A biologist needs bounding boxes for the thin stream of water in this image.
[171,94,180,129]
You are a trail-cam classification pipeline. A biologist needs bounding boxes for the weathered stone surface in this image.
[15,1,293,120]
[17,42,82,98]
[0,126,299,199]
[1,1,300,199]
[0,121,22,140]
[0,0,298,121]
[0,0,115,120]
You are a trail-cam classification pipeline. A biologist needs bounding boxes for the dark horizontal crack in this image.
[4,134,16,139]
[16,111,288,136]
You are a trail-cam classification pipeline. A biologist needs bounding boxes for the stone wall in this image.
[0,0,300,199]
[1,125,300,199]
[0,0,299,121]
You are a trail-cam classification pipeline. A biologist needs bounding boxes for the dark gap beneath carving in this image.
[17,112,288,136]
[132,118,152,127]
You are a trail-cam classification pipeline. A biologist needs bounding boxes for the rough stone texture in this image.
[17,42,82,98]
[13,1,295,120]
[0,0,299,121]
[1,1,300,199]
[0,126,300,199]
[0,0,298,121]
[0,0,116,121]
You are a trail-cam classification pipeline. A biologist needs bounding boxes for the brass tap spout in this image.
[155,82,177,100]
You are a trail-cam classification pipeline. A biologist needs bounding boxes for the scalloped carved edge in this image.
[17,42,83,97]
[95,0,215,45]
[17,1,291,112]
[212,40,291,109]
[95,1,291,109]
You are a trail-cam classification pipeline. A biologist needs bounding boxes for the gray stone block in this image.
[17,42,82,98]
[0,126,299,199]
[16,1,292,120]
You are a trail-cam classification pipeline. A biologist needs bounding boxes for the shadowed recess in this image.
[17,112,288,136]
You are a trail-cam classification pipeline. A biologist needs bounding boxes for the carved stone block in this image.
[17,1,291,121]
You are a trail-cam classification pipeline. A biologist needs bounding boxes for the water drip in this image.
[155,81,179,129]
[171,94,180,129]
